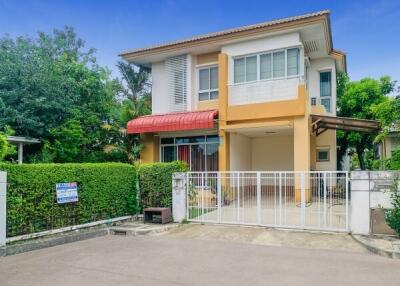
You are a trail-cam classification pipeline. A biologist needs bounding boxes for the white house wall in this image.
[251,135,294,171]
[151,61,169,114]
[222,32,301,60]
[315,129,337,171]
[230,133,252,171]
[308,58,337,115]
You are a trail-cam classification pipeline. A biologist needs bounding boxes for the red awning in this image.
[127,110,218,134]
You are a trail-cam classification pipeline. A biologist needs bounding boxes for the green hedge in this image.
[0,163,137,237]
[138,161,188,210]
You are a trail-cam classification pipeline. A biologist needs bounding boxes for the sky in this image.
[0,0,399,82]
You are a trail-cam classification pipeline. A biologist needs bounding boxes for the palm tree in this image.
[103,61,151,163]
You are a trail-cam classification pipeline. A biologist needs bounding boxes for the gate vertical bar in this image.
[237,172,240,223]
[279,172,282,225]
[201,173,204,222]
[323,172,327,227]
[300,173,306,228]
[345,172,349,231]
[256,172,261,225]
[186,172,189,221]
[0,172,6,246]
[217,172,222,223]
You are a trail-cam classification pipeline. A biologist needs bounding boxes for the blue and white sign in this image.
[56,182,78,204]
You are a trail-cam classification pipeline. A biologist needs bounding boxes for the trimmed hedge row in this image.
[1,163,137,237]
[138,161,188,210]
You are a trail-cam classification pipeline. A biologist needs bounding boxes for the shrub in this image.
[385,177,400,236]
[138,161,188,210]
[0,134,7,160]
[386,176,400,236]
[0,163,137,237]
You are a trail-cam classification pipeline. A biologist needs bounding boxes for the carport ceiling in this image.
[232,126,293,138]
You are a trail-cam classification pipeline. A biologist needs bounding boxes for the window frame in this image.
[159,135,220,171]
[316,147,330,162]
[319,70,332,112]
[232,46,301,85]
[197,65,219,101]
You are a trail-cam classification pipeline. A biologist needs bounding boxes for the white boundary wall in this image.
[0,171,6,246]
[350,171,399,235]
[172,173,187,222]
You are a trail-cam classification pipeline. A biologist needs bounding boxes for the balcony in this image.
[228,76,302,106]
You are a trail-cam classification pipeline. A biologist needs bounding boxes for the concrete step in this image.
[108,223,179,236]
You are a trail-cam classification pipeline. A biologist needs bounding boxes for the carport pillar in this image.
[293,112,311,203]
[0,171,6,246]
[218,52,230,172]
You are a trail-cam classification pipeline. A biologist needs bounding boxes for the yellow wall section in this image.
[197,52,219,65]
[197,99,219,110]
[311,105,326,115]
[218,130,230,171]
[310,135,317,170]
[139,133,159,163]
[315,129,337,171]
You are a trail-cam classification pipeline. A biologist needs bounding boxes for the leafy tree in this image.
[0,27,121,162]
[371,88,400,143]
[0,126,17,161]
[337,74,395,169]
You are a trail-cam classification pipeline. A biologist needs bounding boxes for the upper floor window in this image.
[233,47,300,84]
[320,71,332,112]
[199,66,218,101]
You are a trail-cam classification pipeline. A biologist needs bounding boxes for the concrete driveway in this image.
[1,226,400,286]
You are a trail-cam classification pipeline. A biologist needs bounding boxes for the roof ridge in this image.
[119,10,330,57]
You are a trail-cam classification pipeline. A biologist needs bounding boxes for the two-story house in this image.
[120,10,347,173]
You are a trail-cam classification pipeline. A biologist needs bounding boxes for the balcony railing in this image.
[228,76,303,106]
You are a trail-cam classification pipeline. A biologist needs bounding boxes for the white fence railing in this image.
[186,171,349,232]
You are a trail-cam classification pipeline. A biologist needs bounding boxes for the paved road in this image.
[0,234,399,286]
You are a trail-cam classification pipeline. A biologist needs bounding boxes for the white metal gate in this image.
[186,171,349,232]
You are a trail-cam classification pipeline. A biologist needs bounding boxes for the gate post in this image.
[0,171,6,246]
[350,171,370,234]
[172,172,187,223]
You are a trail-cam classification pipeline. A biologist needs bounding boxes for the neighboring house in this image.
[377,126,400,160]
[120,10,377,172]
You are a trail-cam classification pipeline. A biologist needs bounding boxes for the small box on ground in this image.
[143,208,171,224]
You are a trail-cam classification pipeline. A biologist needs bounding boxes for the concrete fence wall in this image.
[350,171,399,235]
[0,171,6,247]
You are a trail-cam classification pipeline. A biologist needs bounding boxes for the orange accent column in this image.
[139,133,159,163]
[218,53,230,171]
[294,85,311,202]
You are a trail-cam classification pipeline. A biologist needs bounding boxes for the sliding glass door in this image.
[160,135,219,171]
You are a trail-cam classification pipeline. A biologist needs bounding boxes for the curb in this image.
[0,222,179,257]
[0,228,109,257]
[351,234,400,259]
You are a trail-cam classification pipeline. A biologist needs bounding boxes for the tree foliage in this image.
[0,27,125,162]
[337,74,395,169]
